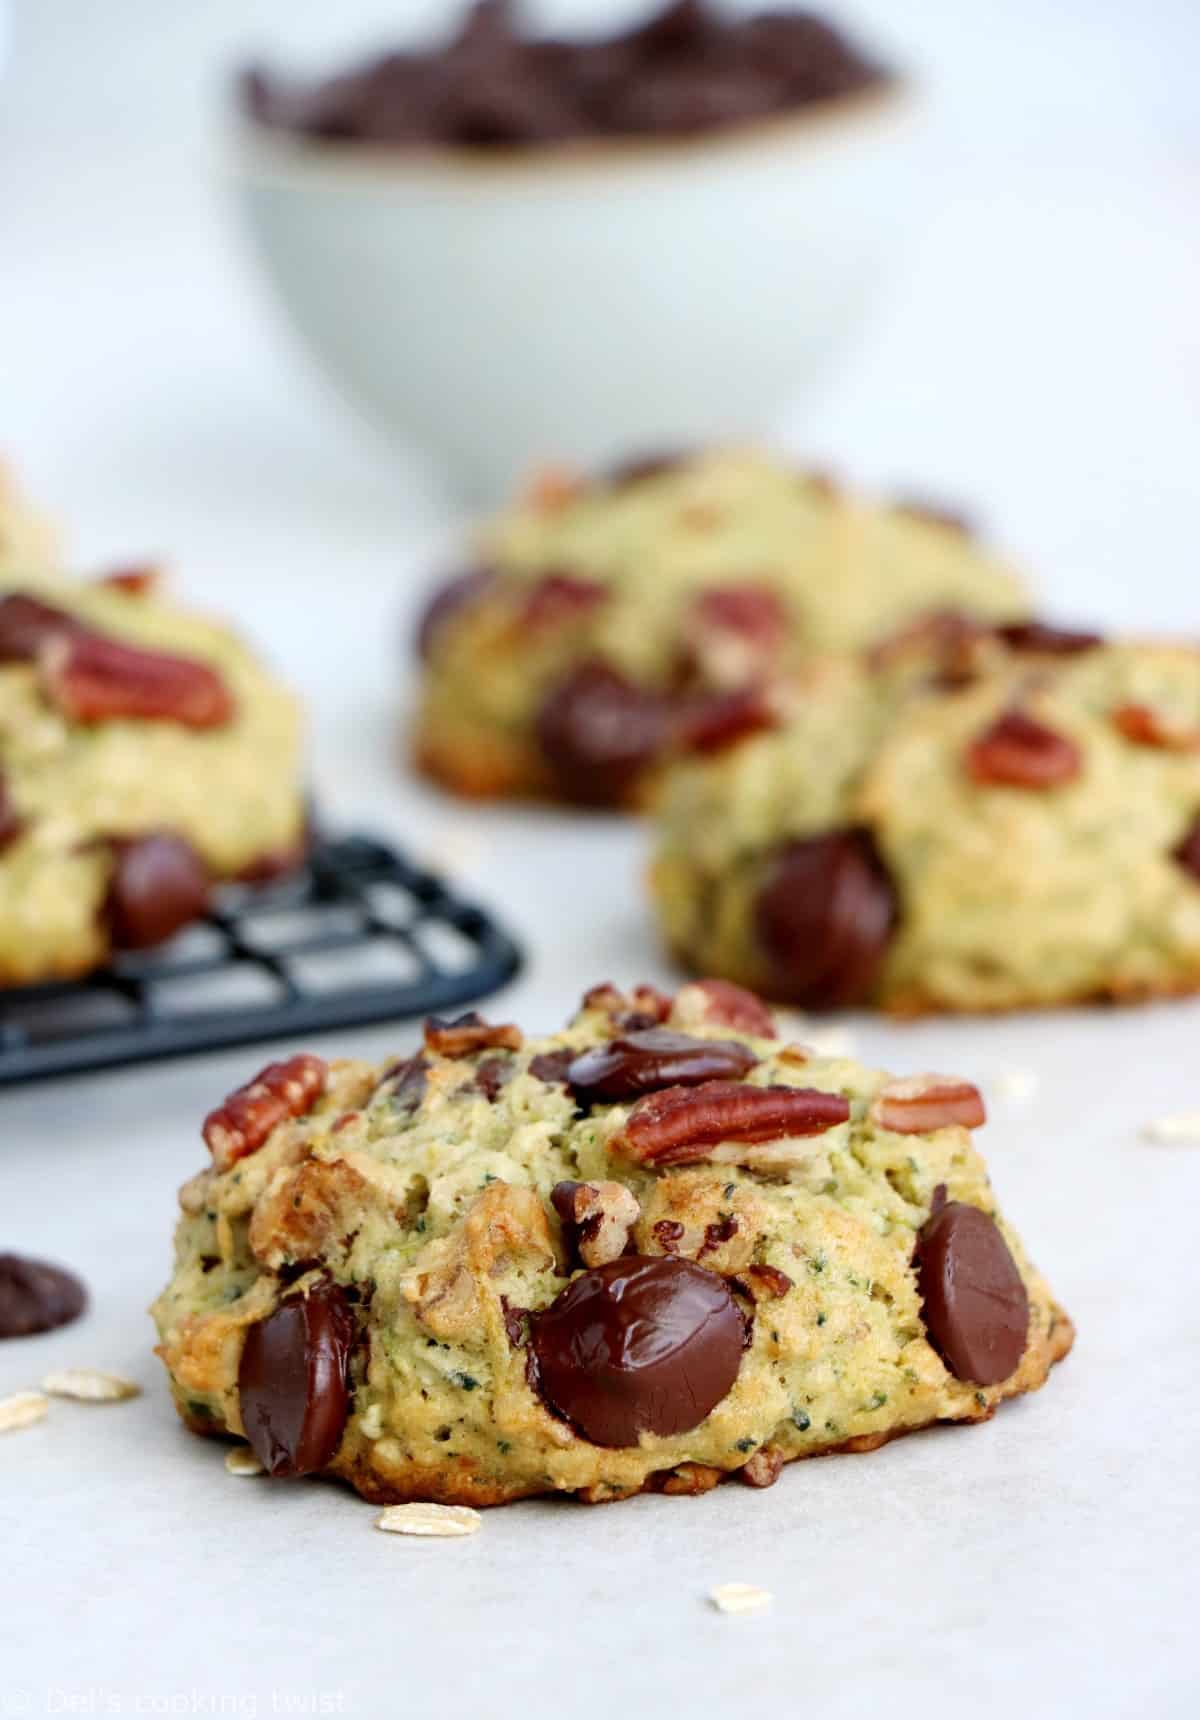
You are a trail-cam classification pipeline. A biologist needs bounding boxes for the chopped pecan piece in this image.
[474,1057,512,1102]
[966,709,1081,789]
[870,1074,986,1135]
[525,465,584,514]
[376,1052,428,1110]
[95,564,162,597]
[671,978,777,1039]
[0,773,23,853]
[40,631,234,728]
[891,495,973,535]
[620,1080,850,1167]
[423,1012,522,1057]
[1112,703,1200,752]
[582,981,673,1027]
[0,591,82,662]
[248,1156,369,1270]
[729,1264,794,1302]
[739,1445,785,1488]
[551,1180,640,1268]
[691,584,788,647]
[869,608,984,674]
[202,1053,328,1171]
[652,1219,685,1253]
[404,1183,558,1343]
[650,1462,725,1496]
[607,451,686,488]
[674,684,779,755]
[521,572,608,628]
[567,1028,757,1105]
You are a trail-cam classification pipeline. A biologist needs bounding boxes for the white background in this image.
[1,3,1199,1716]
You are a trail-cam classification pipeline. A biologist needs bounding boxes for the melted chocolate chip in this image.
[755,829,898,1008]
[567,1028,757,1105]
[414,567,497,661]
[528,1048,575,1087]
[530,1255,744,1446]
[915,1203,1028,1386]
[994,620,1103,656]
[0,1253,88,1338]
[1174,816,1200,882]
[106,833,211,949]
[238,1279,356,1477]
[535,661,671,805]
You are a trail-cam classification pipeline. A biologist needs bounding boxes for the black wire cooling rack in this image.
[0,834,523,1085]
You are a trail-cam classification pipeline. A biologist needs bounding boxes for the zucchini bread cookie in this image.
[651,618,1200,1013]
[153,980,1072,1508]
[0,567,305,985]
[412,449,1027,806]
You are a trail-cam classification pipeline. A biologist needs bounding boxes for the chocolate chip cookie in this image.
[0,568,305,985]
[651,624,1200,1012]
[152,981,1071,1507]
[411,449,1028,806]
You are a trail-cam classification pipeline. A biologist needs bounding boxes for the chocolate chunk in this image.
[530,1255,744,1446]
[755,829,898,1008]
[0,772,23,853]
[567,1027,757,1105]
[0,1253,88,1338]
[915,1203,1028,1386]
[106,833,211,949]
[0,591,82,662]
[528,1048,575,1087]
[994,620,1103,656]
[241,3,886,152]
[607,451,688,488]
[535,660,671,805]
[1173,816,1200,882]
[414,567,497,661]
[238,1279,356,1477]
[474,1056,511,1101]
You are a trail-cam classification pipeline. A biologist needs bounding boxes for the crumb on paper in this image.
[42,1367,141,1403]
[993,1068,1040,1102]
[1142,1112,1200,1145]
[376,1502,481,1538]
[225,1445,266,1477]
[709,1582,773,1616]
[423,827,489,879]
[0,1391,49,1433]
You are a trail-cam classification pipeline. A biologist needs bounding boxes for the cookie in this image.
[152,981,1072,1508]
[0,464,57,577]
[650,622,1200,1012]
[411,449,1028,806]
[0,568,305,985]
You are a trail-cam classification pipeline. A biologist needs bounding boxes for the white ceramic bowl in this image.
[234,86,923,503]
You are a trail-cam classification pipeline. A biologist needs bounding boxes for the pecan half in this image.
[740,1445,785,1489]
[0,591,83,661]
[423,1012,522,1057]
[1112,703,1200,753]
[0,773,23,853]
[870,1074,986,1135]
[40,631,234,728]
[671,978,777,1039]
[620,1080,850,1167]
[551,1180,640,1268]
[567,1028,757,1105]
[202,1054,328,1171]
[966,709,1081,789]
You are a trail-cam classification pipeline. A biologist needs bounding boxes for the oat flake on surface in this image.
[0,1390,49,1432]
[42,1367,141,1402]
[376,1503,481,1538]
[710,1583,773,1615]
